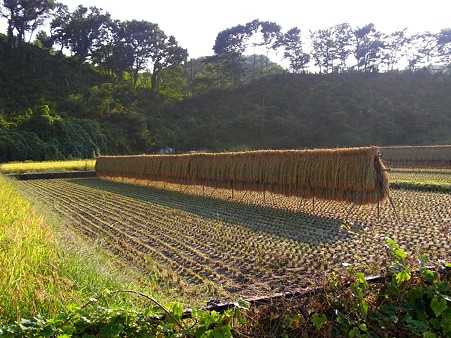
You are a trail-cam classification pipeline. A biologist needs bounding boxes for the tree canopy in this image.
[0,1,450,162]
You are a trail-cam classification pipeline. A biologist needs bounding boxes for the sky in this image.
[57,0,451,60]
[1,0,450,62]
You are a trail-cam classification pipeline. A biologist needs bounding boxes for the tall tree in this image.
[50,5,111,62]
[0,0,56,53]
[213,23,253,82]
[310,27,336,73]
[148,34,187,94]
[276,27,310,73]
[406,32,437,70]
[353,23,383,72]
[251,20,281,74]
[436,28,451,65]
[381,28,408,71]
[110,20,187,91]
[114,20,161,86]
[333,22,353,72]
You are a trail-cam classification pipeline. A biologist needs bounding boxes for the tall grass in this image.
[0,159,96,175]
[0,175,65,322]
[0,175,171,325]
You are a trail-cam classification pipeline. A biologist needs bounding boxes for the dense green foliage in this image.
[1,31,451,162]
[237,239,450,337]
[1,0,451,162]
[156,72,451,150]
[0,293,247,338]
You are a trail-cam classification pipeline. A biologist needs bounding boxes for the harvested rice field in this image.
[19,177,450,306]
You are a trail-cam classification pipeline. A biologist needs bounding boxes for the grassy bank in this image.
[0,174,66,322]
[0,174,168,325]
[390,180,451,193]
[0,160,96,175]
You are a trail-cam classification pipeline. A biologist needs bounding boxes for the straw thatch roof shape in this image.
[95,147,389,205]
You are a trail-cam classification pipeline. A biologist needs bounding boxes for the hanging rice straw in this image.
[95,146,389,204]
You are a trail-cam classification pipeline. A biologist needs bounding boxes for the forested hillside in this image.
[0,0,450,162]
[155,72,451,151]
[1,38,451,162]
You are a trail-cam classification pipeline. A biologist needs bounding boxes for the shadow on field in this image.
[69,178,356,245]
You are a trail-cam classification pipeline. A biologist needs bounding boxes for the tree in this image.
[148,34,187,94]
[213,23,253,82]
[50,5,112,62]
[106,20,187,92]
[381,28,408,71]
[0,0,56,54]
[436,28,451,65]
[112,20,162,86]
[250,20,281,74]
[406,32,437,70]
[276,27,310,73]
[353,23,383,72]
[333,22,353,72]
[310,27,336,73]
[34,29,52,49]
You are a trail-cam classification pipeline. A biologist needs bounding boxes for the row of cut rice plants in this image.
[88,178,450,259]
[87,177,450,261]
[19,178,450,306]
[23,179,274,300]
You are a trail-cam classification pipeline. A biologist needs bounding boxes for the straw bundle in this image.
[380,145,451,168]
[95,147,389,204]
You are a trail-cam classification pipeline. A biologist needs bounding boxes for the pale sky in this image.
[58,0,451,59]
[1,0,450,61]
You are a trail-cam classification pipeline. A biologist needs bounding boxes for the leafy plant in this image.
[311,238,450,337]
[0,290,249,338]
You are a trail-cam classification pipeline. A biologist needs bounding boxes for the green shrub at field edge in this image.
[0,292,249,338]
[235,238,450,337]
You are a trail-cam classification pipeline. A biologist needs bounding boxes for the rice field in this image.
[0,159,96,174]
[388,167,451,185]
[19,176,450,306]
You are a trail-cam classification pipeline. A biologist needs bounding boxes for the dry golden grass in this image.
[96,147,389,204]
[380,145,451,168]
[0,159,96,174]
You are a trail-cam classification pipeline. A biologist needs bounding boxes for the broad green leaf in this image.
[430,296,447,317]
[359,301,369,318]
[396,270,411,286]
[351,284,364,299]
[311,313,327,329]
[348,326,360,337]
[171,302,184,320]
